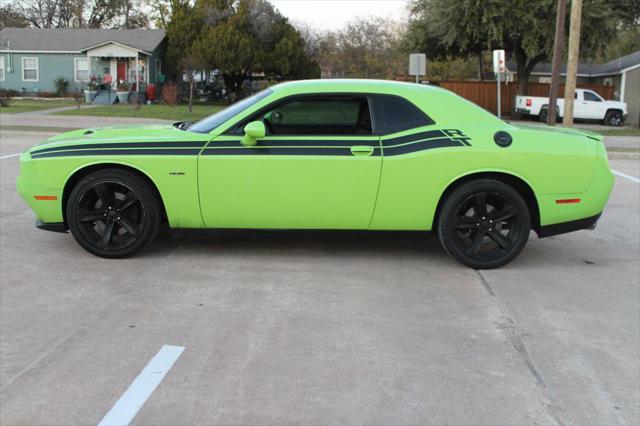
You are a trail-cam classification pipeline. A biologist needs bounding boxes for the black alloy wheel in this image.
[438,180,531,269]
[67,169,160,258]
[604,110,623,127]
[539,108,548,123]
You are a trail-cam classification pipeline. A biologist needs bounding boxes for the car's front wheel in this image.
[604,110,623,126]
[438,179,531,269]
[67,168,161,258]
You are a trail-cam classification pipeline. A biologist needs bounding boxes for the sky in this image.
[270,0,411,31]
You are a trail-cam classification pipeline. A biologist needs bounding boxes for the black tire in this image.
[438,179,531,269]
[67,168,161,258]
[604,110,623,126]
[539,107,548,123]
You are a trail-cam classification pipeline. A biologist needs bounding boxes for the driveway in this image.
[0,129,638,425]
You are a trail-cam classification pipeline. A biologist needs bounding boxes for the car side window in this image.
[370,96,434,134]
[231,96,372,136]
[583,91,602,102]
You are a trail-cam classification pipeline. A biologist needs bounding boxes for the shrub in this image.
[117,81,130,91]
[162,82,178,107]
[38,91,58,98]
[54,76,68,95]
[0,89,18,107]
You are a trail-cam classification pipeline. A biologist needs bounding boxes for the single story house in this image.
[508,50,640,126]
[0,28,166,94]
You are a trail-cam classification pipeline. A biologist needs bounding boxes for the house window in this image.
[74,58,90,82]
[0,57,5,81]
[22,57,38,81]
[155,59,161,76]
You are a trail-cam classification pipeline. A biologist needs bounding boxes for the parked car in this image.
[16,79,614,269]
[515,88,627,126]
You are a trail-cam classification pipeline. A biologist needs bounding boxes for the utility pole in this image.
[548,0,567,125]
[563,0,583,127]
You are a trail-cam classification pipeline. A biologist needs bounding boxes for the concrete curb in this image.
[607,151,640,160]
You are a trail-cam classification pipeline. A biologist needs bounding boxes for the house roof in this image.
[0,28,166,53]
[532,50,640,76]
[507,50,640,76]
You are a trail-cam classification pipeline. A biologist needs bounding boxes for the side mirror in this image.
[241,121,265,147]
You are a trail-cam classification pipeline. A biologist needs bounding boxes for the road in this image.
[0,129,638,425]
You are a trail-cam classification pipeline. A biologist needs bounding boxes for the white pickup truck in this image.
[515,88,628,126]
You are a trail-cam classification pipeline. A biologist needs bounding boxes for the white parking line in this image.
[98,345,185,426]
[0,153,21,160]
[613,170,640,183]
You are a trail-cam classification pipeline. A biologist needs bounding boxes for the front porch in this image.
[84,41,151,104]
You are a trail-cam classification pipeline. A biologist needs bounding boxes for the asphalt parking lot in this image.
[0,129,638,425]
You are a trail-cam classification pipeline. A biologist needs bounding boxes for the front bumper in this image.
[16,153,64,224]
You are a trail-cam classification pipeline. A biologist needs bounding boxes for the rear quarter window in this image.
[371,96,434,135]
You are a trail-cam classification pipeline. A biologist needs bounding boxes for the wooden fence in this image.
[437,80,616,116]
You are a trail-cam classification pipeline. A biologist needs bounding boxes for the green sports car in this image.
[16,79,614,268]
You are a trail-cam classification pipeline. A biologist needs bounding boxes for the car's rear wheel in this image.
[539,107,548,123]
[438,180,531,269]
[67,168,160,258]
[604,110,623,126]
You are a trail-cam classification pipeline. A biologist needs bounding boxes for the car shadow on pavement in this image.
[141,228,448,261]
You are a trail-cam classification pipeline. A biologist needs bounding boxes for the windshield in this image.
[188,88,274,133]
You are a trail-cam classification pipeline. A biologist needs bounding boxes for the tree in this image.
[406,0,489,80]
[164,0,201,80]
[407,0,622,94]
[307,17,406,79]
[0,4,28,29]
[195,0,318,97]
[7,0,148,29]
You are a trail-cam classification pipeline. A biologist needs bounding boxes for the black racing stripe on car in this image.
[209,140,379,148]
[30,148,202,158]
[382,138,464,156]
[30,141,207,155]
[202,147,361,156]
[381,130,446,146]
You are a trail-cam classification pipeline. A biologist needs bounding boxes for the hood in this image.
[33,123,206,151]
[510,123,603,142]
[41,124,176,145]
[605,100,627,111]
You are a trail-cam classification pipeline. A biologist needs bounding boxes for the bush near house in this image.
[0,89,19,107]
[54,77,69,96]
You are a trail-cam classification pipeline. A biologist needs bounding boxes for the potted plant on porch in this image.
[84,76,98,103]
[116,81,130,104]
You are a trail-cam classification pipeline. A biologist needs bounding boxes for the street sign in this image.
[409,53,426,83]
[493,49,506,74]
[493,49,506,118]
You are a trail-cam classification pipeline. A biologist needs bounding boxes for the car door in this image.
[581,90,607,119]
[574,90,604,119]
[198,95,382,229]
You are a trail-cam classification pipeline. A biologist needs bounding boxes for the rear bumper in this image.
[35,220,67,233]
[515,108,531,115]
[536,213,601,238]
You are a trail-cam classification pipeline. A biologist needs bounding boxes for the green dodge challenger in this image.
[16,79,614,268]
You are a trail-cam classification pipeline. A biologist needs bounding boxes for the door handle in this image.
[350,145,374,156]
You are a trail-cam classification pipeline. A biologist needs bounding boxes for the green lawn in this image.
[0,99,77,114]
[588,127,640,137]
[56,103,224,121]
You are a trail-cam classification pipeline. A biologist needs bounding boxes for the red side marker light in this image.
[34,195,58,201]
[526,98,532,107]
[556,198,581,204]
